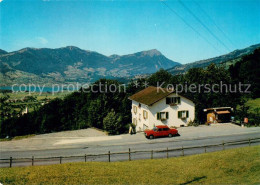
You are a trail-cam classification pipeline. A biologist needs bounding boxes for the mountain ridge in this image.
[1,44,259,86]
[0,47,179,85]
[167,43,260,75]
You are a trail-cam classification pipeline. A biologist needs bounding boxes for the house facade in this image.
[129,86,195,132]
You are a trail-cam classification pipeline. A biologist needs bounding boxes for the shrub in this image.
[187,120,199,127]
[103,109,122,135]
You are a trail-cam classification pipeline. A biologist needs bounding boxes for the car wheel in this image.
[168,134,173,137]
[149,135,154,139]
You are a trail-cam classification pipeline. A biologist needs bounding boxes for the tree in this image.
[103,109,122,135]
[0,94,11,120]
[229,48,260,98]
[148,69,172,87]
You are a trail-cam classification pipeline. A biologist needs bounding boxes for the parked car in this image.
[144,125,179,139]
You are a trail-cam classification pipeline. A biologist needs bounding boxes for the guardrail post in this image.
[204,146,207,153]
[60,156,62,164]
[10,157,12,168]
[85,154,87,162]
[222,141,225,150]
[151,150,153,159]
[249,138,251,146]
[128,148,131,161]
[108,151,110,162]
[182,146,184,156]
[32,156,34,166]
[166,147,169,158]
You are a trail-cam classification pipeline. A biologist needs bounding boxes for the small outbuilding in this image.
[204,107,233,124]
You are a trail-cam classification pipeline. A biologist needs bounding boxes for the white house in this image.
[129,86,195,131]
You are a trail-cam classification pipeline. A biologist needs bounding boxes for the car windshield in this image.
[153,127,157,131]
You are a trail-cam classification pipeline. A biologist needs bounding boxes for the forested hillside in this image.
[167,44,260,75]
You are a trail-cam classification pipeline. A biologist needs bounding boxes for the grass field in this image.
[0,91,72,113]
[246,98,260,113]
[0,91,71,100]
[0,145,259,185]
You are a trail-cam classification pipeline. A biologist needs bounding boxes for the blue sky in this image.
[1,0,260,63]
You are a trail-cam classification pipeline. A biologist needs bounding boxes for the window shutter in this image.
[143,111,148,119]
[186,111,189,118]
[157,113,160,120]
[178,111,181,118]
[178,97,181,104]
[166,112,169,119]
[166,97,170,104]
[133,106,137,113]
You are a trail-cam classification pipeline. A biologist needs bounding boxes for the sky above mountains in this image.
[1,0,260,63]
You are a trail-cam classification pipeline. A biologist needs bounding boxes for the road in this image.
[0,124,260,167]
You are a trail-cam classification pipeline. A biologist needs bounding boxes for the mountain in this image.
[0,49,8,55]
[167,44,260,75]
[1,44,259,86]
[0,47,180,85]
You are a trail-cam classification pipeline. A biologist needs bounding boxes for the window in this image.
[161,112,166,119]
[163,128,169,131]
[157,112,169,120]
[133,118,137,125]
[143,110,148,119]
[138,103,141,108]
[153,127,158,131]
[133,106,137,114]
[178,110,189,119]
[166,97,181,105]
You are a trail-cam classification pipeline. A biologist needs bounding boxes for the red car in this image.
[144,125,178,139]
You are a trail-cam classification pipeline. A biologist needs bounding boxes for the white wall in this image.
[131,94,195,131]
[131,100,150,132]
[148,94,195,129]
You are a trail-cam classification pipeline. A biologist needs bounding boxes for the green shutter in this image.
[166,98,170,104]
[166,112,169,119]
[157,113,160,120]
[178,111,181,118]
[186,111,189,118]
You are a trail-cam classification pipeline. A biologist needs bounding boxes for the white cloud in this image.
[0,0,3,3]
[37,37,48,45]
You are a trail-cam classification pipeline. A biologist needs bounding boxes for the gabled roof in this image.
[128,86,174,106]
[203,107,232,112]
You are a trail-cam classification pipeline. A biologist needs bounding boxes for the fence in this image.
[1,137,259,168]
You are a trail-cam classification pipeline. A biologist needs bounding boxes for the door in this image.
[163,127,170,136]
[154,128,161,137]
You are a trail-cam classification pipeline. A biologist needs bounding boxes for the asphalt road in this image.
[1,132,259,168]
